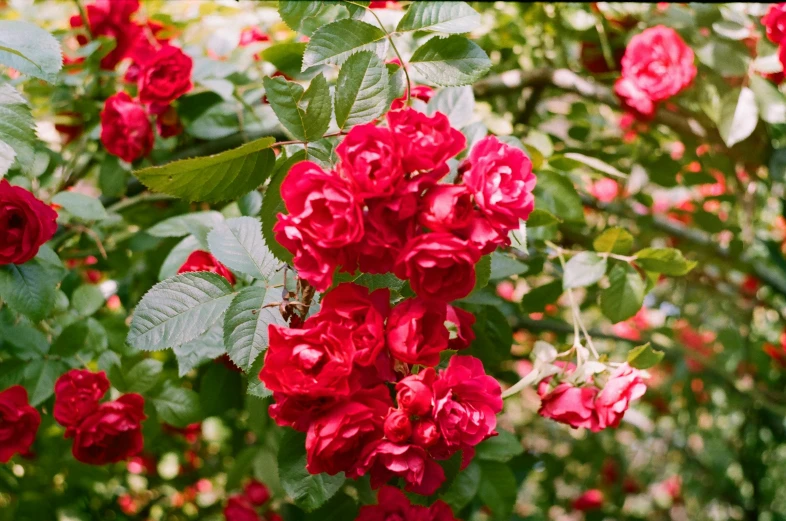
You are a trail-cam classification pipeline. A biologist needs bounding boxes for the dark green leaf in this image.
[334,51,389,130]
[152,384,203,428]
[600,264,645,324]
[0,256,66,321]
[278,429,346,511]
[476,429,523,462]
[440,460,480,511]
[520,279,563,313]
[124,359,163,394]
[477,461,517,520]
[627,342,665,369]
[533,170,584,223]
[473,254,492,291]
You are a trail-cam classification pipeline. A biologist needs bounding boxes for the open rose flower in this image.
[177,250,236,284]
[594,363,647,429]
[138,45,193,105]
[224,495,260,521]
[386,298,449,367]
[396,368,436,416]
[336,124,404,199]
[69,0,141,70]
[53,369,110,433]
[260,322,355,398]
[614,77,656,120]
[538,382,599,431]
[0,385,41,463]
[394,233,480,302]
[71,394,146,465]
[352,441,445,496]
[356,192,419,274]
[100,92,154,163]
[763,4,786,44]
[419,185,474,232]
[0,180,58,265]
[387,108,466,176]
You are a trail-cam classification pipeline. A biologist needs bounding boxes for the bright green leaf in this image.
[718,87,758,147]
[263,74,332,142]
[635,248,697,276]
[278,429,345,511]
[397,1,481,34]
[627,342,665,369]
[125,359,164,394]
[600,264,645,324]
[593,227,634,255]
[334,51,389,130]
[409,35,491,87]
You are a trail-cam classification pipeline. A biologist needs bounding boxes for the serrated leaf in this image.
[124,359,163,394]
[23,358,67,406]
[302,20,388,69]
[635,248,697,276]
[475,429,523,462]
[224,285,286,372]
[133,136,276,203]
[593,227,634,255]
[600,264,645,324]
[473,254,492,291]
[397,1,481,34]
[207,217,278,281]
[0,256,65,321]
[410,35,491,87]
[152,384,203,428]
[0,20,62,83]
[563,251,607,289]
[247,353,272,398]
[627,342,664,369]
[147,211,225,238]
[489,252,528,280]
[440,460,480,511]
[334,51,389,130]
[262,42,307,78]
[127,272,235,352]
[278,429,346,511]
[263,74,332,142]
[426,86,475,128]
[0,84,36,177]
[533,170,584,223]
[520,280,562,313]
[718,87,758,147]
[159,236,200,281]
[173,324,226,377]
[51,192,108,221]
[72,284,105,317]
[526,208,560,227]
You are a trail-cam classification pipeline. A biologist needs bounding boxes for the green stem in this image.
[363,3,411,101]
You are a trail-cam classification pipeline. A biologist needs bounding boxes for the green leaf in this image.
[127,272,236,352]
[0,20,62,83]
[223,286,287,372]
[302,19,388,69]
[718,87,758,147]
[172,324,226,377]
[593,227,634,255]
[334,51,389,130]
[152,384,203,428]
[563,251,607,289]
[473,254,492,291]
[527,208,560,227]
[124,359,164,394]
[0,257,65,321]
[51,192,108,221]
[426,86,475,128]
[409,35,491,87]
[51,320,106,358]
[303,492,359,521]
[0,84,36,177]
[397,1,481,33]
[239,191,263,217]
[466,305,513,368]
[600,264,645,324]
[262,42,307,78]
[71,284,105,317]
[147,212,224,238]
[534,170,584,223]
[353,273,405,293]
[159,236,200,281]
[520,279,563,313]
[133,136,276,203]
[562,152,627,179]
[247,354,272,399]
[490,252,528,280]
[475,429,523,462]
[635,248,697,276]
[477,461,517,520]
[440,460,480,511]
[22,358,67,406]
[627,342,665,369]
[263,74,332,142]
[199,363,242,417]
[207,217,278,281]
[5,324,49,360]
[278,429,346,511]
[750,74,786,124]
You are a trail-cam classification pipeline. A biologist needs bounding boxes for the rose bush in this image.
[1,2,785,521]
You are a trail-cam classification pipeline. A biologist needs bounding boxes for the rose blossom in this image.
[336,124,404,198]
[0,180,58,265]
[259,321,355,398]
[463,136,536,231]
[243,479,270,506]
[538,381,599,431]
[352,441,445,496]
[396,368,436,416]
[177,250,236,284]
[419,185,474,232]
[356,192,419,274]
[356,486,426,521]
[446,305,475,350]
[0,385,41,463]
[305,385,391,475]
[763,4,786,44]
[100,92,154,163]
[273,225,336,291]
[614,77,656,120]
[138,45,193,105]
[71,394,146,464]
[386,298,449,367]
[394,233,480,302]
[268,393,338,432]
[412,419,440,449]
[53,369,110,433]
[390,84,434,110]
[573,489,604,511]
[386,108,466,175]
[456,211,509,255]
[594,363,647,429]
[383,409,413,443]
[224,495,260,521]
[69,0,141,70]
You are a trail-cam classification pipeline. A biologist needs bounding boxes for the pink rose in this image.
[594,363,647,429]
[614,77,656,120]
[352,441,445,496]
[538,382,599,431]
[336,124,404,199]
[763,3,786,44]
[387,108,466,175]
[386,298,449,367]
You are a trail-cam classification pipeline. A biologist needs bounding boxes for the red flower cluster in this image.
[537,363,647,432]
[0,180,58,266]
[178,250,236,285]
[356,486,458,521]
[224,479,280,521]
[259,282,501,495]
[69,0,141,70]
[275,107,536,296]
[572,489,604,512]
[763,330,786,368]
[614,25,696,119]
[763,5,786,74]
[54,369,146,465]
[0,385,41,463]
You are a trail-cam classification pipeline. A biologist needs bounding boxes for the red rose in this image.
[594,363,647,429]
[260,321,355,398]
[224,495,261,521]
[356,486,429,521]
[538,381,599,431]
[69,0,141,70]
[138,45,193,105]
[394,233,480,302]
[306,283,389,366]
[573,489,604,511]
[356,193,419,274]
[614,77,656,120]
[352,440,445,496]
[419,185,474,232]
[268,393,338,432]
[239,27,270,46]
[764,4,786,44]
[387,109,465,175]
[395,368,436,416]
[53,369,110,433]
[177,250,236,284]
[71,393,146,465]
[383,409,413,443]
[306,385,391,475]
[386,298,449,367]
[455,211,509,255]
[390,84,434,110]
[429,501,460,521]
[412,418,440,449]
[0,385,41,463]
[432,356,502,454]
[619,26,696,102]
[156,104,184,138]
[243,479,270,506]
[446,305,475,351]
[273,224,336,291]
[0,180,58,265]
[336,124,404,199]
[100,92,154,163]
[464,136,536,231]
